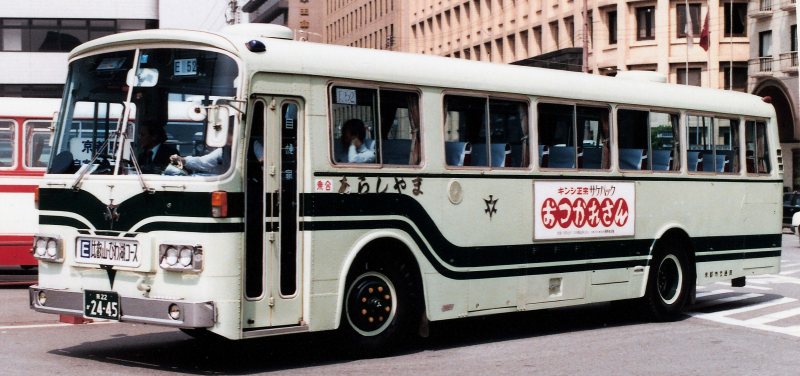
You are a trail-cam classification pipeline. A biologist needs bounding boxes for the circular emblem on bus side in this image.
[448,180,463,205]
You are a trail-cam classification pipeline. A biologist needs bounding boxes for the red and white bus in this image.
[0,97,58,268]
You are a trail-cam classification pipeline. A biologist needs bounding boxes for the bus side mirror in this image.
[205,106,229,148]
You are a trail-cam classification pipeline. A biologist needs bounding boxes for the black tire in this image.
[642,241,691,321]
[341,256,421,357]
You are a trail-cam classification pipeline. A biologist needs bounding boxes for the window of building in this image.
[676,4,700,38]
[791,25,797,52]
[721,63,748,92]
[565,17,574,47]
[636,7,655,40]
[745,120,770,174]
[0,121,15,168]
[538,103,609,170]
[549,21,559,49]
[723,3,747,37]
[759,30,772,57]
[330,85,420,166]
[617,109,680,171]
[0,18,157,52]
[607,10,617,45]
[444,95,529,168]
[533,26,543,54]
[677,67,701,86]
[0,84,63,98]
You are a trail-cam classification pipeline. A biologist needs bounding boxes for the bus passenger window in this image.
[25,121,52,168]
[0,121,15,168]
[444,95,486,167]
[617,109,649,170]
[489,99,529,168]
[716,118,739,174]
[330,86,378,164]
[686,114,715,172]
[576,106,609,170]
[379,90,420,166]
[746,120,771,174]
[538,103,576,168]
[649,112,680,172]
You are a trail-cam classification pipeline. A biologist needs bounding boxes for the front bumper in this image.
[29,286,216,328]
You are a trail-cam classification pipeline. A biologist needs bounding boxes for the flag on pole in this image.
[685,1,694,48]
[699,11,710,51]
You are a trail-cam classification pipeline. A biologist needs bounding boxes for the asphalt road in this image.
[2,234,800,375]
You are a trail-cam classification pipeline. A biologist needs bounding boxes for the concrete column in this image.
[616,0,627,71]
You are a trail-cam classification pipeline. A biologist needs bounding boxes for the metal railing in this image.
[749,56,774,75]
[779,52,798,72]
[760,0,773,11]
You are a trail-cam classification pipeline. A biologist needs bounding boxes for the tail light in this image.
[211,191,228,218]
[34,187,40,210]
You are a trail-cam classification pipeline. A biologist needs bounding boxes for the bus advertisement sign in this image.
[534,181,635,240]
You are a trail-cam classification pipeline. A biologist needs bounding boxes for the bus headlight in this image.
[159,244,203,272]
[32,235,62,263]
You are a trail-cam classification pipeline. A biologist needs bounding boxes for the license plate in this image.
[75,237,140,268]
[84,290,120,320]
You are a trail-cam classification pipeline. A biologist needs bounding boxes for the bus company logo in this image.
[540,197,629,229]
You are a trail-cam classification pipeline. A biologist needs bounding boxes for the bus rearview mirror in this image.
[205,106,229,148]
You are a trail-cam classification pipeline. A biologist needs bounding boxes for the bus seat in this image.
[510,144,524,167]
[702,154,729,173]
[445,141,471,166]
[471,143,509,167]
[582,146,603,169]
[619,148,645,170]
[717,150,735,172]
[382,139,412,164]
[687,151,702,171]
[652,150,672,171]
[547,146,575,168]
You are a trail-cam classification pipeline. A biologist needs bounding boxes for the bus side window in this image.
[379,90,420,166]
[715,118,739,174]
[489,98,529,168]
[746,120,771,174]
[576,105,609,170]
[686,114,715,172]
[444,95,486,167]
[649,111,680,172]
[617,109,649,171]
[25,121,52,168]
[538,103,576,169]
[330,86,379,165]
[0,121,15,168]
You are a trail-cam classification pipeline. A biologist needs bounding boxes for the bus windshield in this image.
[48,48,240,177]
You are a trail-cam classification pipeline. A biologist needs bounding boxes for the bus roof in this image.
[70,25,775,119]
[0,97,61,119]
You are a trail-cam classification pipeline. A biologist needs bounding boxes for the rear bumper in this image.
[29,286,216,328]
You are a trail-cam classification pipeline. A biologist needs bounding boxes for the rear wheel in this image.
[642,242,691,321]
[341,255,421,357]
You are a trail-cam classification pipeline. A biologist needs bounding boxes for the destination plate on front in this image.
[84,290,120,320]
[75,237,140,268]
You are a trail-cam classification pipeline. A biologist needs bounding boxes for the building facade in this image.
[747,0,797,190]
[324,0,406,49]
[406,0,753,90]
[242,0,325,42]
[0,0,234,98]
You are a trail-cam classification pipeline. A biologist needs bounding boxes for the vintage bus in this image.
[0,97,57,268]
[30,24,781,353]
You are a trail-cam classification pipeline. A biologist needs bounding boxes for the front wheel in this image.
[341,257,421,357]
[642,243,691,321]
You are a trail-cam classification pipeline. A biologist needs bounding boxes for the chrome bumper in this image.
[29,286,216,328]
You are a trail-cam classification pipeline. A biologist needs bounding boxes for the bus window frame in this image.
[714,116,742,175]
[615,105,681,174]
[535,97,612,172]
[441,89,531,171]
[744,117,773,176]
[22,119,51,170]
[327,80,424,169]
[0,119,17,171]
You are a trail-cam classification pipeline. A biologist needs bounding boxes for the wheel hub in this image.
[346,272,396,336]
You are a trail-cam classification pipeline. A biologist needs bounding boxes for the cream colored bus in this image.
[30,24,781,354]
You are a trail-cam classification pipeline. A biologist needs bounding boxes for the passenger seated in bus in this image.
[169,126,233,175]
[339,118,376,163]
[137,121,179,174]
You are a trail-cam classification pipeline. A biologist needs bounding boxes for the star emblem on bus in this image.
[484,195,498,219]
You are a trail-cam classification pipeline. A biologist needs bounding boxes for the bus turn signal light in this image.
[211,191,228,218]
[34,187,39,210]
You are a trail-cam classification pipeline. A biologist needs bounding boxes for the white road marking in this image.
[690,293,763,310]
[779,269,800,276]
[695,289,733,298]
[745,306,800,325]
